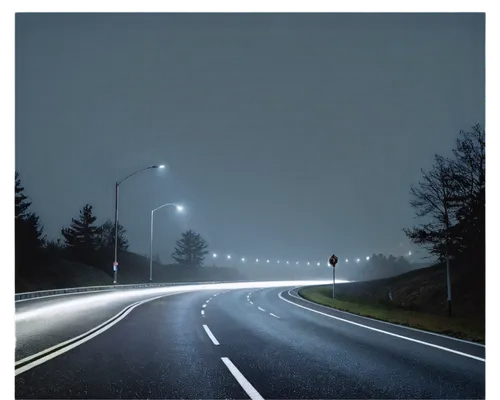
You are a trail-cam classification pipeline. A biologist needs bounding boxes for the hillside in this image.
[333,261,485,322]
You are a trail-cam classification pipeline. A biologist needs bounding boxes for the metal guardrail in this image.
[14,280,247,302]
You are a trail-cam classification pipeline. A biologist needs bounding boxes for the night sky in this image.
[15,13,485,266]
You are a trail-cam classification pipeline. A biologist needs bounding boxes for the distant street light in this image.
[356,258,360,263]
[296,261,299,265]
[345,259,349,263]
[114,164,165,284]
[317,262,320,266]
[256,258,259,263]
[408,251,412,256]
[286,261,290,264]
[307,262,310,266]
[241,257,245,262]
[227,255,231,259]
[150,202,183,282]
[213,253,217,258]
[277,260,280,263]
[366,256,370,261]
[267,259,270,263]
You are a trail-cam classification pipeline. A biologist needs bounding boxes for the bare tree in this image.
[449,124,485,262]
[404,155,458,316]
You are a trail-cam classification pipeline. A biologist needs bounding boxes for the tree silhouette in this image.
[15,172,31,220]
[9,170,46,273]
[172,230,209,267]
[449,124,485,265]
[99,219,129,251]
[61,204,101,261]
[404,155,458,261]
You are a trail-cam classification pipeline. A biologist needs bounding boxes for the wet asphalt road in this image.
[15,286,485,399]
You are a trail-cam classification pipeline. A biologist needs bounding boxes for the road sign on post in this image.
[328,254,338,298]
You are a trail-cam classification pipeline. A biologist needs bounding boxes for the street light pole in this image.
[113,164,164,284]
[150,209,154,282]
[113,182,119,284]
[149,203,183,283]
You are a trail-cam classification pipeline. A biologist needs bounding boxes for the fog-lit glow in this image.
[366,256,370,261]
[227,255,231,259]
[16,279,350,322]
[317,262,320,266]
[256,259,259,262]
[356,258,360,263]
[158,165,166,169]
[286,261,290,264]
[307,262,310,265]
[277,260,280,263]
[266,260,270,263]
[213,253,217,258]
[176,205,184,212]
[241,258,245,262]
[345,259,348,263]
[408,251,412,256]
[296,261,299,265]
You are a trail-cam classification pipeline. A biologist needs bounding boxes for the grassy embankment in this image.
[299,264,484,343]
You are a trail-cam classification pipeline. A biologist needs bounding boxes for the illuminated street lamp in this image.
[366,256,370,261]
[307,262,310,266]
[150,202,183,282]
[356,258,360,263]
[317,262,320,266]
[114,164,165,284]
[213,253,217,258]
[227,255,231,259]
[267,259,270,263]
[296,261,299,265]
[256,258,259,263]
[277,260,280,264]
[408,251,412,256]
[286,261,290,264]
[345,258,348,263]
[241,257,245,262]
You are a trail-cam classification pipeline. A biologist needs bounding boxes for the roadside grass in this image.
[298,285,485,344]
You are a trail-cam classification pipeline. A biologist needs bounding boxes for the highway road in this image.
[15,282,485,399]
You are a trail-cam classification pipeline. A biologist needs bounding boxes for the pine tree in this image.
[61,204,101,260]
[99,219,129,251]
[15,172,31,220]
[15,172,45,272]
[172,230,209,267]
[22,213,45,248]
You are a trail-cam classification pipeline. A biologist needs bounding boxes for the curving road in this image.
[15,283,485,399]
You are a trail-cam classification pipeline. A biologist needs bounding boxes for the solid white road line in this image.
[15,294,173,376]
[202,325,220,345]
[278,290,485,362]
[221,357,264,400]
[257,307,266,312]
[249,301,254,305]
[287,288,485,348]
[202,304,207,308]
[269,313,280,319]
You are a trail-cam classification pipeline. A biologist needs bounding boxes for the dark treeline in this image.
[404,124,485,269]
[404,124,485,315]
[14,176,226,291]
